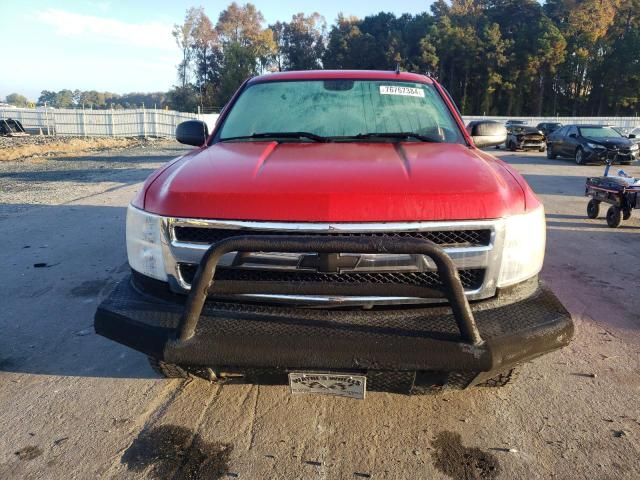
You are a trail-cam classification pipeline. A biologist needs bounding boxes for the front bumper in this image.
[585,148,637,163]
[516,140,545,150]
[95,274,572,391]
[95,235,573,393]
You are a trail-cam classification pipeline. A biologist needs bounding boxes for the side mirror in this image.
[569,133,577,138]
[629,134,636,139]
[467,121,507,148]
[176,120,209,146]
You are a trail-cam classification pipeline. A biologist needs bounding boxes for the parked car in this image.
[494,120,528,149]
[506,125,546,152]
[95,70,573,397]
[546,124,639,165]
[536,122,563,136]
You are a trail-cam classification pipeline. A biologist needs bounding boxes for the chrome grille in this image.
[161,218,504,305]
[522,134,544,141]
[174,227,492,248]
[178,264,485,290]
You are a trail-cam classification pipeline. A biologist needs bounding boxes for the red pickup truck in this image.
[95,70,573,398]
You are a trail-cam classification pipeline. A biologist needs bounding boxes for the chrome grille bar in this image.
[160,218,505,305]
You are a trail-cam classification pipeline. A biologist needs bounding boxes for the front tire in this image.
[148,357,190,378]
[547,146,557,159]
[606,206,622,228]
[477,367,519,388]
[623,209,632,220]
[508,141,517,152]
[539,145,546,152]
[575,147,585,165]
[587,199,600,219]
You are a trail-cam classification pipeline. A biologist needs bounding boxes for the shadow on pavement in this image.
[0,203,156,379]
[518,173,587,196]
[0,167,157,183]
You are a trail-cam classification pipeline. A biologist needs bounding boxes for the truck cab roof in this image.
[249,70,435,85]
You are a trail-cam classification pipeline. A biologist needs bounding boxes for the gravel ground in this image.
[0,140,183,217]
[0,145,639,479]
[0,135,173,162]
[0,135,170,149]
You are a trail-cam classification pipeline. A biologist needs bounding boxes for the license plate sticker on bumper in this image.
[288,372,366,399]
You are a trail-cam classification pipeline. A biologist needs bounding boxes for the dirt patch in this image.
[432,431,500,480]
[0,136,169,162]
[121,424,233,480]
[15,446,42,461]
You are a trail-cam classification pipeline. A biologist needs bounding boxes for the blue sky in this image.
[0,0,433,101]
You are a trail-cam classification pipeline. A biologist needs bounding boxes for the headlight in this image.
[586,142,604,149]
[126,204,167,281]
[497,206,546,288]
[630,144,639,151]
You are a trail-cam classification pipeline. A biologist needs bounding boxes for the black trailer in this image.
[585,174,640,227]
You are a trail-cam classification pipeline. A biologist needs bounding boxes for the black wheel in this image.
[587,199,600,219]
[477,367,519,388]
[539,145,546,152]
[546,146,557,159]
[508,141,517,152]
[623,208,632,220]
[606,206,622,228]
[148,357,190,378]
[575,147,585,165]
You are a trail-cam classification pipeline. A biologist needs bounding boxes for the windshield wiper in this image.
[350,132,440,142]
[220,132,329,143]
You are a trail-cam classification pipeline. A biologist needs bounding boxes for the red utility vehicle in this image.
[95,71,573,398]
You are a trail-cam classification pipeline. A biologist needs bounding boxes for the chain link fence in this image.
[0,107,220,137]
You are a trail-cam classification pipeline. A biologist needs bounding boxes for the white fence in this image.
[0,107,219,137]
[2,107,639,137]
[462,116,640,129]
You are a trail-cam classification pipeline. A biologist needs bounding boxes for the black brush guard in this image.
[175,235,483,346]
[95,233,574,391]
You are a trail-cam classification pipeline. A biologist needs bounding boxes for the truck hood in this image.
[144,142,527,222]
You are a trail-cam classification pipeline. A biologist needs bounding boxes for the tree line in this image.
[171,0,640,116]
[2,90,171,110]
[4,1,639,116]
[37,90,170,109]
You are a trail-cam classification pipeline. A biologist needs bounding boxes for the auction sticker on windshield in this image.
[379,85,425,97]
[289,372,366,399]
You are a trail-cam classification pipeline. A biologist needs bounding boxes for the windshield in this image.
[579,126,623,138]
[217,80,464,143]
